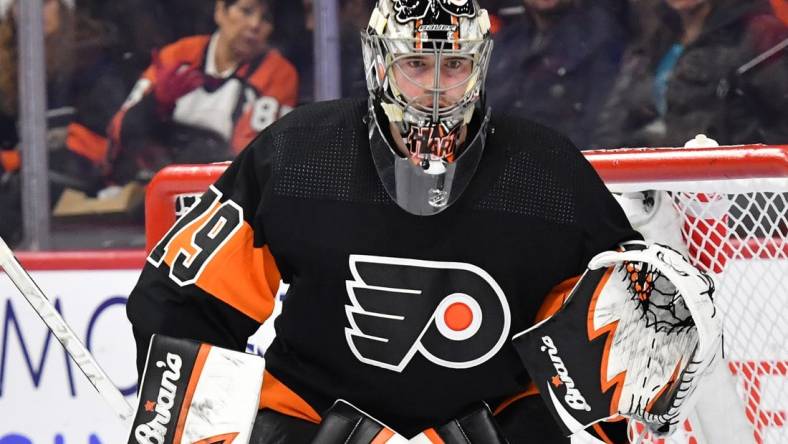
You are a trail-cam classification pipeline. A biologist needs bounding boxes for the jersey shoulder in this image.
[488,112,579,156]
[159,35,210,66]
[474,112,604,224]
[264,98,367,136]
[245,99,367,158]
[246,49,299,85]
[243,98,388,204]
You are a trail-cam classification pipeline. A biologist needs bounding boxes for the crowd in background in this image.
[0,0,787,248]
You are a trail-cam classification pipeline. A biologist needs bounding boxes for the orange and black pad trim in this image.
[511,267,622,436]
[259,370,321,424]
[130,335,204,443]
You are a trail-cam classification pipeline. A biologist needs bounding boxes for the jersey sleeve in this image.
[126,132,279,378]
[572,147,642,266]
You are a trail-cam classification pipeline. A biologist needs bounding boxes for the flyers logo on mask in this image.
[392,0,476,24]
[345,255,511,372]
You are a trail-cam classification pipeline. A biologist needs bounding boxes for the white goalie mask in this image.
[362,0,493,215]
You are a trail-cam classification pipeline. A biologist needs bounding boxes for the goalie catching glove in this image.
[512,242,722,437]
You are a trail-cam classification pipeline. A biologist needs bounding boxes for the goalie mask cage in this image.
[145,145,787,444]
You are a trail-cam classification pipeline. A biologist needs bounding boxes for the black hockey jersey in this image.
[127,98,639,437]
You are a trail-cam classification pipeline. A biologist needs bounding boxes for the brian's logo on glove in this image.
[345,255,510,372]
[540,335,591,412]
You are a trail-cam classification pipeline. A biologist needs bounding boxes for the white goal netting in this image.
[598,146,787,444]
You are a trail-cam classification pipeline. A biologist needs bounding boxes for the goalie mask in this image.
[362,0,493,215]
[512,242,722,437]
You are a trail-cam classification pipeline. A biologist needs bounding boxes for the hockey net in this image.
[145,145,788,444]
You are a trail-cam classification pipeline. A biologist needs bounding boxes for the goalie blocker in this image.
[129,335,265,444]
[512,242,722,438]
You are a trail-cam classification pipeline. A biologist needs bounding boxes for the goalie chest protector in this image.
[216,98,639,436]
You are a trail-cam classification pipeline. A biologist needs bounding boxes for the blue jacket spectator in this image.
[485,0,626,149]
[593,0,788,148]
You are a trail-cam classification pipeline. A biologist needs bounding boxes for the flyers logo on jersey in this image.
[345,255,510,372]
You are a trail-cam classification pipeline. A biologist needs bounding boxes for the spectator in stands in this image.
[593,0,788,148]
[0,0,127,246]
[485,0,626,149]
[107,0,298,183]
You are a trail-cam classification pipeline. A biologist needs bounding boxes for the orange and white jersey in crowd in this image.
[109,32,298,155]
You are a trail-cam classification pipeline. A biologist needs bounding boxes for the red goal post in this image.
[145,144,788,444]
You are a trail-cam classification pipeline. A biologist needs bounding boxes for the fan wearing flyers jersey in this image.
[107,0,297,182]
[127,0,721,443]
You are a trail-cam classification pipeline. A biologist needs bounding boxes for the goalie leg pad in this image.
[411,403,508,443]
[512,242,721,437]
[249,409,320,443]
[129,334,265,444]
[311,400,408,444]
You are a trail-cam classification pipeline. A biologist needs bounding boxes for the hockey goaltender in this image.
[126,0,722,443]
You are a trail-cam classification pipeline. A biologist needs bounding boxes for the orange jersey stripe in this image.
[259,370,321,423]
[66,122,109,165]
[192,233,279,323]
[160,200,279,322]
[157,35,211,72]
[231,50,299,152]
[245,49,299,107]
[0,149,20,172]
[535,275,581,323]
[773,0,788,25]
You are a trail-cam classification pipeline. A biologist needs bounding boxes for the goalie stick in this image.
[0,235,135,428]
